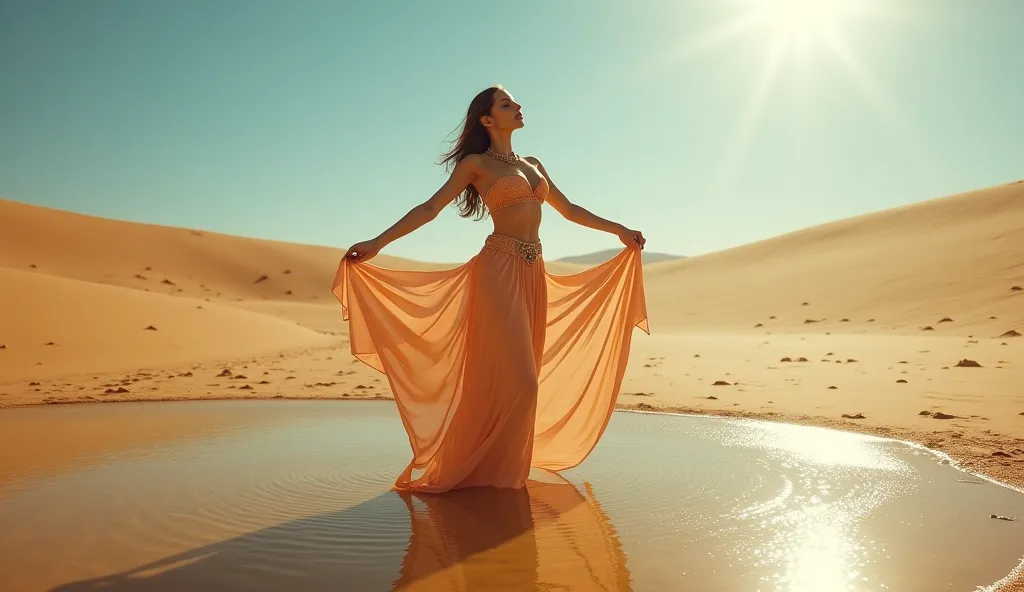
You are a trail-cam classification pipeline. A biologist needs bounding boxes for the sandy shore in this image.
[2,182,1024,587]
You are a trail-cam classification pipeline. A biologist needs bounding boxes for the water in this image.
[0,400,1022,591]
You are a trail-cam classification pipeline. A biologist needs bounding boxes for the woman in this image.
[334,85,649,493]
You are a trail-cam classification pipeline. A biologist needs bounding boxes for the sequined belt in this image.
[483,234,542,264]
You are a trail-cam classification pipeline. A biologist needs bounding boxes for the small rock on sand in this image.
[1011,286,1022,292]
[255,275,269,284]
[780,357,792,362]
[144,325,158,331]
[954,359,982,368]
[238,385,253,390]
[842,413,865,419]
[161,279,175,285]
[706,396,719,400]
[991,514,1017,522]
[938,317,953,323]
[897,379,908,383]
[712,380,731,386]
[1000,330,1021,338]
[932,412,956,420]
[0,345,6,350]
[218,369,233,377]
[919,410,931,416]
[754,323,763,328]
[797,357,808,362]
[828,386,838,390]
[921,326,934,331]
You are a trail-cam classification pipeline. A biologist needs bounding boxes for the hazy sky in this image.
[2,0,1021,262]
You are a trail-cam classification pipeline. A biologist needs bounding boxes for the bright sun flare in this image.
[662,0,902,193]
[754,0,848,41]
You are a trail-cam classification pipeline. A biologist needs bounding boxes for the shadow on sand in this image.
[52,476,633,591]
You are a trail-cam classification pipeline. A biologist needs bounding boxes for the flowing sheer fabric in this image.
[332,238,648,492]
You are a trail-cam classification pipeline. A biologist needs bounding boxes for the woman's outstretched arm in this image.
[346,155,481,262]
[526,156,645,249]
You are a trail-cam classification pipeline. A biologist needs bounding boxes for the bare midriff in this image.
[490,204,542,243]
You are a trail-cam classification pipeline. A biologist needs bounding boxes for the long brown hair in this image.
[439,84,503,220]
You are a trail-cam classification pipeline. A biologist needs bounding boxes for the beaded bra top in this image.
[482,175,549,213]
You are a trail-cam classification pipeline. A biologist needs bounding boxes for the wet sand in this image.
[1,401,1022,591]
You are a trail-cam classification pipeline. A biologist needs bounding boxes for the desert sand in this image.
[2,181,1023,518]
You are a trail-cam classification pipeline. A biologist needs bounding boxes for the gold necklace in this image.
[486,146,520,165]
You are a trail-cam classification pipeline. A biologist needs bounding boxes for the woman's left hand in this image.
[617,227,646,250]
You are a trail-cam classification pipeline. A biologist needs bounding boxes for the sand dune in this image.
[556,248,684,266]
[645,181,1024,335]
[2,183,1023,515]
[0,267,333,385]
[0,199,442,304]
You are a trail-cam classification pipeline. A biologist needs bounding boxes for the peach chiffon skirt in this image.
[331,234,649,493]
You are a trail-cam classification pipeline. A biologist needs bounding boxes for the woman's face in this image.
[484,89,524,131]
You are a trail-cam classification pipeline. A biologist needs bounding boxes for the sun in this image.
[746,0,853,46]
[652,0,905,195]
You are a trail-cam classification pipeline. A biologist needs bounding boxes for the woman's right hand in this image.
[345,239,382,263]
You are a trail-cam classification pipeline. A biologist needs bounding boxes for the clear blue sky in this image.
[1,0,1021,262]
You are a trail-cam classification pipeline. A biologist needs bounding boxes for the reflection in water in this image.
[53,475,630,592]
[397,475,631,591]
